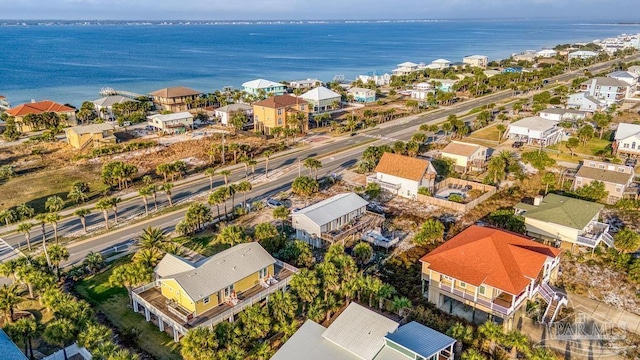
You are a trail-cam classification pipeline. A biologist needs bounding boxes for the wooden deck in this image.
[137,263,295,329]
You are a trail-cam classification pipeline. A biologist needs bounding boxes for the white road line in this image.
[0,237,23,262]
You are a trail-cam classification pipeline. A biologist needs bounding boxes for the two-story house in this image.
[147,112,194,133]
[410,82,434,100]
[536,49,558,58]
[463,55,489,68]
[132,243,297,341]
[242,79,287,96]
[613,123,640,158]
[420,225,565,330]
[368,152,437,199]
[214,103,253,127]
[272,302,455,360]
[515,194,614,250]
[538,108,588,122]
[92,95,138,121]
[504,116,562,147]
[439,141,488,173]
[252,95,308,135]
[578,77,628,106]
[347,87,376,103]
[607,71,639,98]
[299,86,342,113]
[148,87,202,113]
[64,123,116,150]
[292,192,369,248]
[6,100,76,132]
[568,50,598,60]
[392,62,420,76]
[573,160,637,204]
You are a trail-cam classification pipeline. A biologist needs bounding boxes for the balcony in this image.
[367,175,401,192]
[577,221,612,248]
[437,282,525,316]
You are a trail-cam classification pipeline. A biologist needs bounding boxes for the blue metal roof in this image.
[384,322,455,359]
[0,329,28,360]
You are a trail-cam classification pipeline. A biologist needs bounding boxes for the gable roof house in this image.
[426,58,451,70]
[6,100,76,132]
[578,77,629,106]
[299,86,342,113]
[347,87,376,103]
[538,108,588,122]
[64,123,116,150]
[613,122,640,158]
[132,242,297,341]
[291,192,370,248]
[368,152,437,199]
[504,116,562,147]
[572,160,637,204]
[607,70,640,97]
[92,95,138,120]
[242,79,287,96]
[439,141,488,173]
[272,302,455,360]
[515,194,613,249]
[568,50,598,60]
[392,62,421,76]
[420,225,564,329]
[566,91,607,112]
[214,103,253,127]
[536,49,558,58]
[147,112,194,133]
[149,86,202,113]
[252,94,308,135]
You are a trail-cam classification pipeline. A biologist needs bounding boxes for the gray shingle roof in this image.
[155,253,196,278]
[92,95,137,107]
[66,123,114,135]
[614,123,640,141]
[271,320,361,360]
[322,303,399,360]
[509,116,559,132]
[294,193,368,227]
[581,77,628,88]
[215,103,253,113]
[384,322,455,359]
[161,242,275,302]
[575,166,634,185]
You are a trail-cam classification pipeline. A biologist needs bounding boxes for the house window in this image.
[203,296,210,304]
[441,275,452,282]
[478,285,486,296]
[300,104,305,111]
[277,109,282,115]
[259,267,268,279]
[224,285,234,298]
[278,118,282,125]
[616,186,622,193]
[598,164,605,169]
[633,142,637,149]
[623,143,629,148]
[459,282,466,289]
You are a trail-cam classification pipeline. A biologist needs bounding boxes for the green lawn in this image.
[0,164,106,212]
[74,257,182,360]
[465,125,503,146]
[547,136,613,163]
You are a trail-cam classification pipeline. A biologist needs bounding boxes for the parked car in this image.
[625,158,637,167]
[512,141,524,149]
[265,198,283,208]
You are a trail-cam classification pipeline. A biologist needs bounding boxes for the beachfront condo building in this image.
[252,95,309,135]
[149,86,202,113]
[463,55,489,68]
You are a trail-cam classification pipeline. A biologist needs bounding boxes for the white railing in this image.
[366,175,401,191]
[439,283,512,316]
[576,235,598,248]
[539,282,555,303]
[131,290,189,335]
[275,259,299,274]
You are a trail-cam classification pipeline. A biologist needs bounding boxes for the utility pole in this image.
[221,133,226,165]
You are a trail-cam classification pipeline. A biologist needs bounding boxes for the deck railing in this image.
[438,283,511,316]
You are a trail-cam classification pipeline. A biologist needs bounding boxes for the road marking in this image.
[0,237,23,262]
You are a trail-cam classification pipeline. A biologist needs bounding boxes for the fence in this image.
[417,178,496,212]
[43,343,92,360]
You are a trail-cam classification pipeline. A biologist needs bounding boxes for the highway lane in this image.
[3,53,636,262]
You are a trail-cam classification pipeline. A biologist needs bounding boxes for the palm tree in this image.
[74,209,91,233]
[95,198,111,230]
[133,248,163,268]
[35,214,51,268]
[263,150,273,178]
[108,262,152,304]
[528,347,557,360]
[162,183,174,207]
[447,322,474,355]
[268,290,298,324]
[248,159,258,180]
[138,186,153,215]
[461,348,487,360]
[496,124,506,143]
[391,296,412,317]
[216,225,247,246]
[377,283,396,310]
[289,269,319,314]
[272,206,290,232]
[82,252,105,275]
[48,244,69,279]
[0,284,22,323]
[17,223,33,251]
[236,180,252,208]
[204,167,216,191]
[0,209,16,227]
[44,318,77,360]
[180,327,218,360]
[303,157,322,181]
[250,340,274,360]
[8,317,40,359]
[138,227,169,252]
[45,195,64,213]
[478,321,503,353]
[0,258,20,283]
[219,170,231,185]
[44,212,61,244]
[504,330,530,358]
[108,197,122,223]
[208,190,225,220]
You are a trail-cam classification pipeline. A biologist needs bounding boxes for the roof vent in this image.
[533,195,544,206]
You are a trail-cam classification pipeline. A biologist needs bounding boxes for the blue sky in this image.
[2,0,639,21]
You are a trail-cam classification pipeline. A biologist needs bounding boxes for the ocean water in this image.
[1,20,639,106]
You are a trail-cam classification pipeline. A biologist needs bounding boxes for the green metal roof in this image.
[515,194,603,230]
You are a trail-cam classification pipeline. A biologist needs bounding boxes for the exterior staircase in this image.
[601,232,615,248]
[539,283,568,325]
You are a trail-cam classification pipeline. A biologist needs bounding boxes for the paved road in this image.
[1,54,636,266]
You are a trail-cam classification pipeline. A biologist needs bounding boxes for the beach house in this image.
[291,192,370,248]
[613,123,640,158]
[357,72,391,86]
[515,194,614,250]
[426,59,451,70]
[368,152,437,199]
[392,62,420,76]
[92,95,138,121]
[504,116,562,147]
[577,77,628,106]
[6,100,76,132]
[512,53,536,62]
[299,86,342,113]
[607,71,639,97]
[573,160,637,204]
[430,79,457,93]
[420,225,565,329]
[148,87,202,113]
[568,50,598,60]
[538,108,588,122]
[242,79,287,96]
[439,141,488,173]
[410,82,434,100]
[252,94,308,135]
[536,49,558,58]
[0,96,11,112]
[567,92,606,112]
[462,55,489,68]
[289,78,322,89]
[214,103,253,127]
[64,123,116,150]
[131,243,297,341]
[147,112,194,133]
[272,302,455,360]
[347,87,376,103]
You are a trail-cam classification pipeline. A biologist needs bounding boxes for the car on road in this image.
[625,158,637,167]
[512,141,524,149]
[265,198,283,208]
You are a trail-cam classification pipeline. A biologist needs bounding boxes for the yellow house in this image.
[420,225,564,330]
[132,242,296,341]
[64,123,116,150]
[439,141,488,173]
[252,95,308,135]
